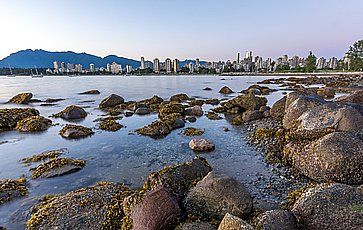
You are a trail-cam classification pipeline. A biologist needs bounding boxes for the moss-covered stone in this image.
[159,102,185,118]
[0,108,39,131]
[21,148,68,164]
[8,93,33,104]
[170,93,190,102]
[183,127,204,136]
[213,93,267,114]
[31,158,86,179]
[283,184,316,210]
[53,105,87,120]
[99,119,123,132]
[59,124,94,139]
[206,112,222,120]
[0,177,28,205]
[16,116,52,132]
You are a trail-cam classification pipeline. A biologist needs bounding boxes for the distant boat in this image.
[6,64,16,77]
[31,66,43,78]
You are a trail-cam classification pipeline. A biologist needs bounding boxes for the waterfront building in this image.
[126,65,133,74]
[67,63,75,72]
[245,51,253,60]
[316,57,326,69]
[106,63,111,72]
[90,64,95,72]
[290,56,300,69]
[188,62,195,73]
[173,59,180,73]
[328,57,338,69]
[140,57,145,69]
[53,61,59,70]
[195,58,200,68]
[153,58,160,73]
[75,64,82,73]
[165,58,172,73]
[61,62,66,73]
[145,61,153,69]
[110,62,122,74]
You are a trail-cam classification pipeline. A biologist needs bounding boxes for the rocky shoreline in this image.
[0,74,363,229]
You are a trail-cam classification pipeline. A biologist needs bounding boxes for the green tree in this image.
[346,40,363,71]
[305,51,317,72]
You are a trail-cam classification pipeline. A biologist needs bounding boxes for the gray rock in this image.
[185,106,204,117]
[255,210,298,230]
[79,89,100,95]
[31,158,86,179]
[176,221,216,230]
[99,94,124,109]
[55,105,87,120]
[189,139,215,152]
[242,110,263,122]
[59,124,94,139]
[270,96,286,120]
[292,183,363,230]
[135,108,152,115]
[218,213,253,230]
[335,90,363,105]
[184,172,253,221]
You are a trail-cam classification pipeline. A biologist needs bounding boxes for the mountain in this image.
[0,49,140,69]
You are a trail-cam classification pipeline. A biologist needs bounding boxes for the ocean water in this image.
[0,75,287,228]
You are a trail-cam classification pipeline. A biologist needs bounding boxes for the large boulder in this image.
[214,93,267,114]
[254,210,298,230]
[99,94,124,109]
[189,139,215,152]
[218,213,253,230]
[283,93,326,129]
[298,103,363,132]
[184,172,253,221]
[16,116,52,132]
[185,106,204,117]
[8,93,33,104]
[219,86,234,94]
[293,132,363,184]
[159,103,185,118]
[31,158,86,179]
[292,183,363,230]
[335,90,363,105]
[27,182,128,229]
[242,110,263,122]
[0,108,39,131]
[54,105,87,120]
[270,96,286,120]
[59,124,94,139]
[131,187,181,230]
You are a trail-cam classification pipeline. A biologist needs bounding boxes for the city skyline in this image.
[1,0,363,60]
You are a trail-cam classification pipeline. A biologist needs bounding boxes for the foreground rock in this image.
[99,94,125,109]
[176,221,215,230]
[0,108,39,131]
[184,172,253,221]
[292,183,363,230]
[292,132,363,184]
[270,96,286,120]
[0,178,28,205]
[31,158,86,179]
[27,182,128,229]
[335,90,363,104]
[21,149,68,164]
[59,124,94,139]
[218,213,253,230]
[254,210,298,230]
[53,105,87,120]
[219,86,234,94]
[8,93,33,104]
[16,116,52,132]
[79,89,100,95]
[131,187,181,230]
[189,139,215,152]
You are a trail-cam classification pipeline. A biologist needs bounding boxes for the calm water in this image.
[0,75,286,228]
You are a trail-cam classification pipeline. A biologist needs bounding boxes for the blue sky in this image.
[0,0,362,61]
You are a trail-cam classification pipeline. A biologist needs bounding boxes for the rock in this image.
[317,87,335,99]
[241,85,277,95]
[283,93,326,129]
[176,220,215,230]
[259,106,270,113]
[16,116,52,132]
[131,187,181,230]
[170,93,190,102]
[27,182,128,229]
[31,158,86,179]
[298,103,363,132]
[186,116,197,122]
[134,107,152,115]
[21,149,68,164]
[184,172,253,221]
[28,99,42,103]
[219,86,234,94]
[99,94,125,109]
[99,119,123,131]
[185,106,204,117]
[125,111,134,117]
[292,183,363,230]
[242,110,263,122]
[218,213,253,230]
[44,98,65,103]
[206,112,222,120]
[147,95,164,104]
[189,139,215,152]
[159,103,185,118]
[59,124,94,139]
[270,96,286,120]
[183,127,204,136]
[205,99,220,105]
[335,90,363,105]
[0,108,39,131]
[254,210,298,230]
[214,93,267,114]
[79,89,100,95]
[203,87,213,91]
[8,93,33,104]
[136,120,172,137]
[293,132,363,184]
[188,100,205,107]
[53,105,87,120]
[0,178,28,205]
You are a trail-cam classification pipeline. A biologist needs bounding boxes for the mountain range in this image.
[0,49,206,69]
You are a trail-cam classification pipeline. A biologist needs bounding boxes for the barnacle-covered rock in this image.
[21,149,68,164]
[31,158,86,179]
[0,108,39,131]
[0,178,28,205]
[59,124,94,139]
[16,116,52,132]
[8,93,33,104]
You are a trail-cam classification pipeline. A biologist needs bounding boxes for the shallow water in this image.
[0,75,287,228]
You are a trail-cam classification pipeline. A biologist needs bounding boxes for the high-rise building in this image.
[173,59,180,73]
[188,62,195,73]
[245,51,253,60]
[145,61,153,69]
[165,58,172,73]
[328,57,338,69]
[75,64,83,73]
[140,57,145,70]
[110,62,122,74]
[316,57,326,69]
[53,61,59,70]
[153,58,160,73]
[126,65,133,74]
[195,58,200,68]
[61,62,66,73]
[237,52,240,64]
[106,63,111,72]
[90,64,95,72]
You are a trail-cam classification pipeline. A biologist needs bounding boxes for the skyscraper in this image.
[237,52,240,64]
[245,51,253,60]
[140,57,145,70]
[90,64,95,72]
[153,58,160,73]
[188,62,195,73]
[173,59,180,73]
[53,61,59,70]
[165,58,172,73]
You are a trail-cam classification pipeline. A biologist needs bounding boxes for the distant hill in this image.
[0,49,141,69]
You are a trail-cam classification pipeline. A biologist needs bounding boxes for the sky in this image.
[0,0,363,61]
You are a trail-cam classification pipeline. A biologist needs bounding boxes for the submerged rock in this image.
[79,89,100,95]
[16,116,52,132]
[254,210,298,230]
[183,127,204,136]
[59,124,94,139]
[203,87,213,91]
[8,93,33,104]
[189,139,215,152]
[205,98,220,105]
[131,187,181,230]
[184,172,253,221]
[0,108,39,131]
[99,94,125,109]
[292,183,363,230]
[218,213,253,230]
[0,178,28,205]
[31,158,86,179]
[219,86,234,94]
[27,182,128,229]
[53,105,87,120]
[45,98,65,103]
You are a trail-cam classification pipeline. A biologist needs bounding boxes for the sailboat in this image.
[31,66,43,78]
[7,64,16,77]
